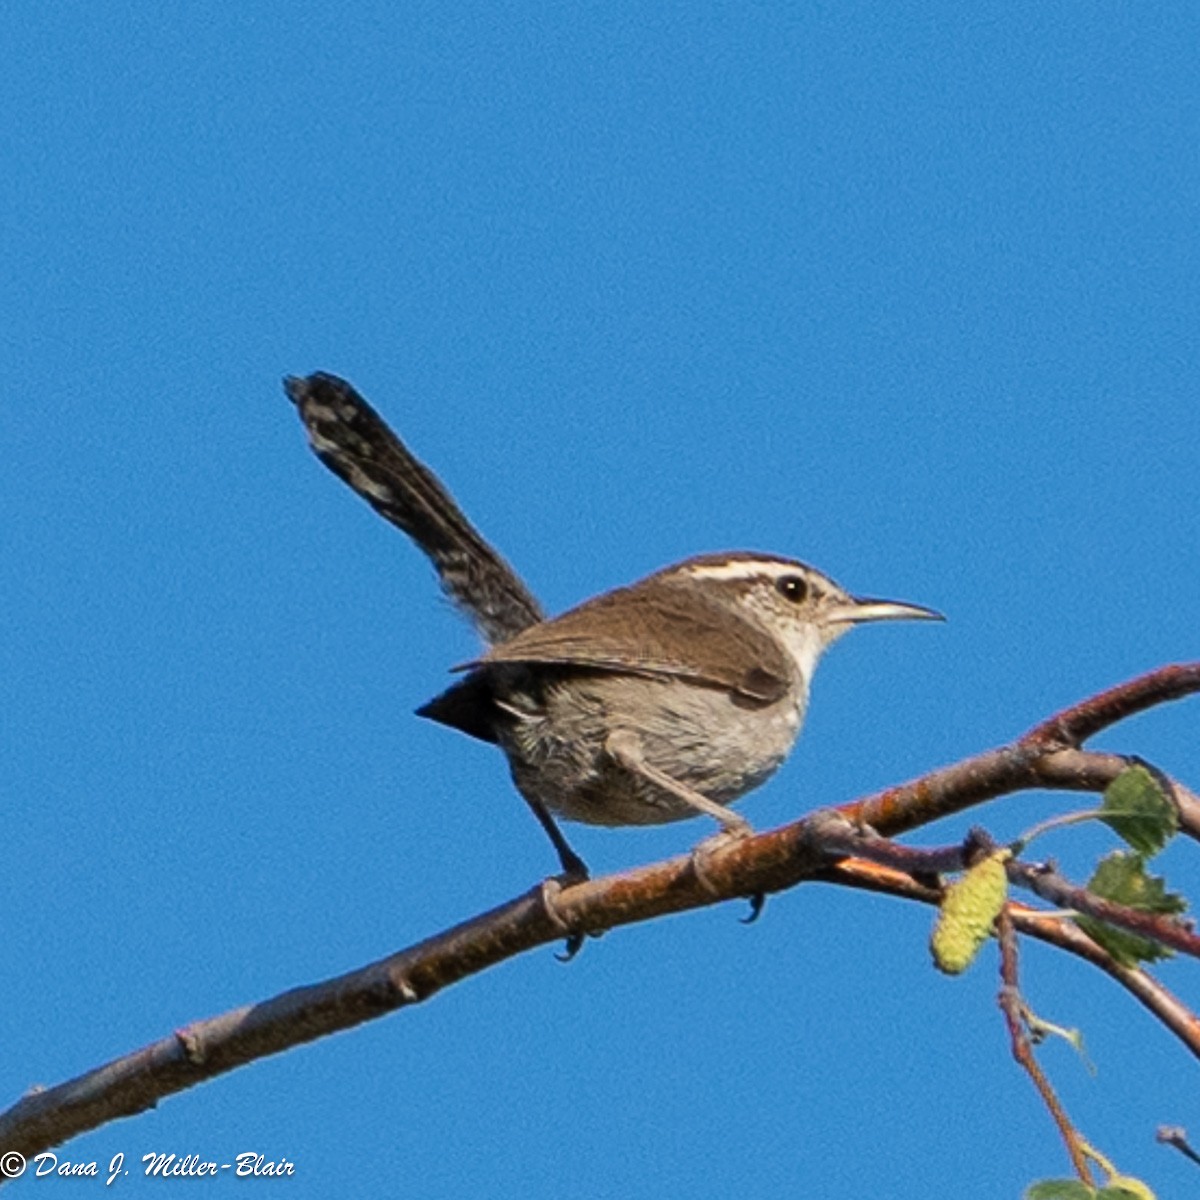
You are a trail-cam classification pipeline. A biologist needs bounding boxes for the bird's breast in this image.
[499,670,808,826]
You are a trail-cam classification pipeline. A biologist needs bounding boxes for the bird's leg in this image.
[604,730,754,900]
[604,730,753,835]
[520,794,590,959]
[521,793,590,881]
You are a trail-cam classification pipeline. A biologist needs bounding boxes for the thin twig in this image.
[1158,1126,1200,1168]
[816,858,1200,1058]
[1007,859,1200,958]
[833,821,1200,961]
[996,908,1094,1185]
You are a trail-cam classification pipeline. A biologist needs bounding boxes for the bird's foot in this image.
[689,821,765,922]
[689,820,751,895]
[539,872,591,962]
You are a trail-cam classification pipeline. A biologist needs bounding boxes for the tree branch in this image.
[841,663,1200,840]
[2,664,1197,1164]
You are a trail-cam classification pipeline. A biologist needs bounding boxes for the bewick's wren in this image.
[284,373,941,880]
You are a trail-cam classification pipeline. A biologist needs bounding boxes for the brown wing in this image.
[465,579,792,703]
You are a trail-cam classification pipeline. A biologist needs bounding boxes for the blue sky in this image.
[4,3,1199,1196]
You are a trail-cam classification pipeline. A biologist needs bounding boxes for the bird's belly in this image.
[501,672,806,827]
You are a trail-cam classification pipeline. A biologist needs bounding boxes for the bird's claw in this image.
[689,822,753,896]
[540,875,592,962]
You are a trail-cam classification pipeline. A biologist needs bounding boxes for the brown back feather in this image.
[463,578,791,703]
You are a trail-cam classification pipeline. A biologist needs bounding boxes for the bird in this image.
[284,372,941,887]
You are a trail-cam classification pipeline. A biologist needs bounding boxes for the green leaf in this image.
[1076,851,1187,968]
[1025,1181,1095,1199]
[1097,1179,1156,1200]
[1099,766,1177,856]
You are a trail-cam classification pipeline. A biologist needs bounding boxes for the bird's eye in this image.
[776,575,809,603]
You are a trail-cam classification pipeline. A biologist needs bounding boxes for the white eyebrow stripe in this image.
[680,560,805,582]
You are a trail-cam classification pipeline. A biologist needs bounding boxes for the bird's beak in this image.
[826,596,945,625]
